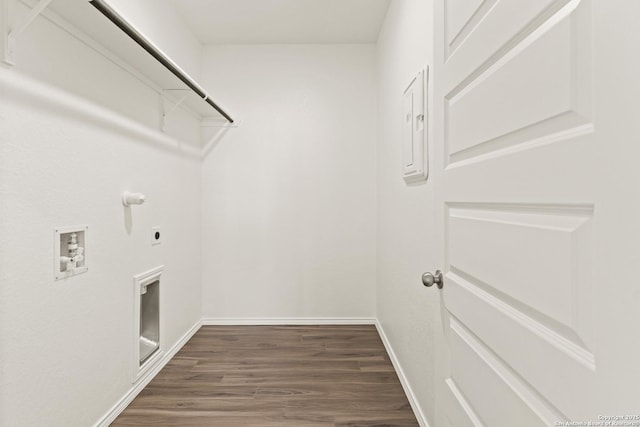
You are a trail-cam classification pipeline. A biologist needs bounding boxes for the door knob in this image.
[422,270,444,289]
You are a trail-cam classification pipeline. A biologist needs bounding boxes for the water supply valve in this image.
[59,232,84,271]
[54,226,88,280]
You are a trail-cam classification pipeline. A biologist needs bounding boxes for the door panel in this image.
[443,378,481,427]
[444,0,571,80]
[445,0,484,51]
[443,135,594,203]
[447,17,572,159]
[430,0,635,424]
[446,273,595,418]
[445,1,591,167]
[449,317,562,426]
[447,204,594,335]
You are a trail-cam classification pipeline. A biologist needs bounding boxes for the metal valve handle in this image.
[422,270,444,289]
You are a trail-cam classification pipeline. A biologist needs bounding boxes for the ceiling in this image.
[168,0,391,45]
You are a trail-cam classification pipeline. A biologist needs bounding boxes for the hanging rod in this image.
[88,0,234,124]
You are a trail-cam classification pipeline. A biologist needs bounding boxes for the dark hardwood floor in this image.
[112,325,419,427]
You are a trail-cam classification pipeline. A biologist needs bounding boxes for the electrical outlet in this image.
[151,227,161,245]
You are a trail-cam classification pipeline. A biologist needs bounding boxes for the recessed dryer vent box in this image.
[54,225,88,280]
[133,266,164,382]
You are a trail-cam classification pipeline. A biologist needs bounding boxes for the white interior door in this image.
[432,0,640,425]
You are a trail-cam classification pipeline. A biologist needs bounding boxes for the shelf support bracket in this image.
[2,0,53,66]
[161,89,189,132]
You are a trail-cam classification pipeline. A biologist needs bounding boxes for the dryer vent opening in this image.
[139,280,159,364]
[133,266,164,382]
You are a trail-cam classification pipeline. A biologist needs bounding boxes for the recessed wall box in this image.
[54,225,88,280]
[402,66,429,184]
[133,266,163,382]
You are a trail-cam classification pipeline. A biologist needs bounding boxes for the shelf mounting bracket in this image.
[2,0,53,66]
[161,89,189,132]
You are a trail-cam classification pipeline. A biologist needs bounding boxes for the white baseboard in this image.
[93,320,202,427]
[375,320,429,427]
[201,317,376,325]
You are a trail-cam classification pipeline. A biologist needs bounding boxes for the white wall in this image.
[107,0,203,80]
[200,45,377,320]
[376,0,438,424]
[0,4,202,426]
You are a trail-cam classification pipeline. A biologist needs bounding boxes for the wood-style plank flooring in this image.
[112,325,419,426]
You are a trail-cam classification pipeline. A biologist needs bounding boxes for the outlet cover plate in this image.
[151,227,161,245]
